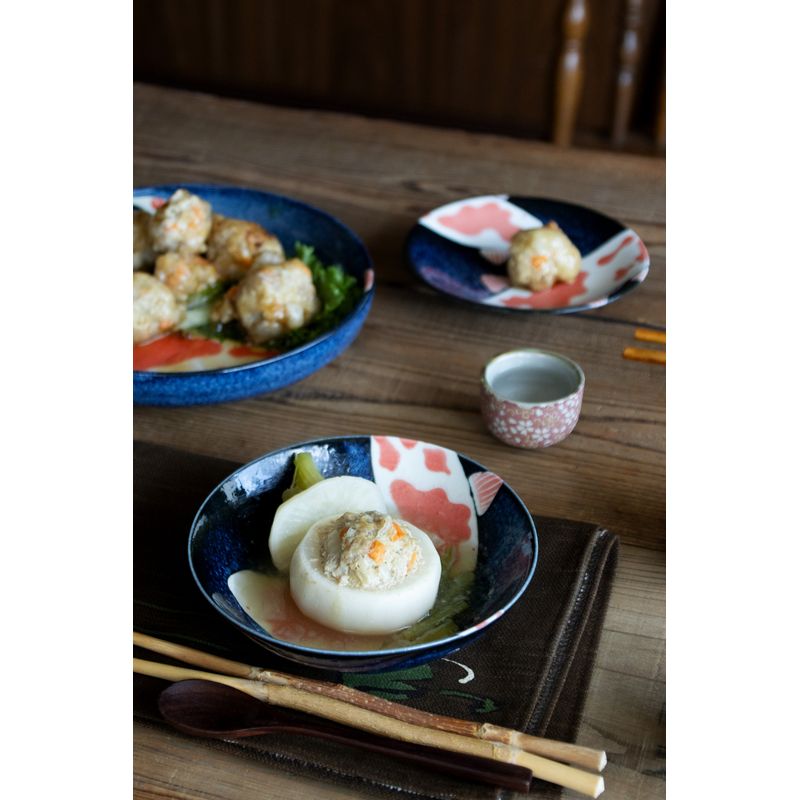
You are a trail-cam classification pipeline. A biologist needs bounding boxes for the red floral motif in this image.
[133,334,222,371]
[614,263,636,281]
[597,235,633,266]
[390,480,472,544]
[437,202,520,242]
[501,272,588,309]
[374,436,400,471]
[423,447,451,474]
[400,439,418,449]
[151,197,166,209]
[636,238,648,262]
[469,471,503,515]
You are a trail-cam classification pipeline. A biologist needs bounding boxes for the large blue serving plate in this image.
[133,184,375,406]
[188,435,538,673]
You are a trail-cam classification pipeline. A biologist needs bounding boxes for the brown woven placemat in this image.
[133,441,618,799]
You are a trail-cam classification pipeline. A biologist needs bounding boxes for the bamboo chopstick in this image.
[134,657,604,798]
[134,631,606,772]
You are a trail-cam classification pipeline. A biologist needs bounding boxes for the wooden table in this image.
[133,83,665,800]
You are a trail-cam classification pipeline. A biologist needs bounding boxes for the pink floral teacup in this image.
[480,349,585,449]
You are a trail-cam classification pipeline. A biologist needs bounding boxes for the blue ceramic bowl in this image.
[134,184,375,406]
[188,435,538,672]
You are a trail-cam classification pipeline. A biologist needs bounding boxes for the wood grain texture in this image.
[133,84,665,799]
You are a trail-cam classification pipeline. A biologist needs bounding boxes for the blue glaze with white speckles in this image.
[134,185,374,406]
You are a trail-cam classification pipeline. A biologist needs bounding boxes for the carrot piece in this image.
[406,551,418,574]
[368,540,386,563]
[390,523,405,541]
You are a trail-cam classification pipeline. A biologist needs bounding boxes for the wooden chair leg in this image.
[611,0,644,148]
[553,0,590,148]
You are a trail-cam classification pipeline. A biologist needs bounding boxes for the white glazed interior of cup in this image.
[484,349,584,405]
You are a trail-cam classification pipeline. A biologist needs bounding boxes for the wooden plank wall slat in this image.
[134,0,666,150]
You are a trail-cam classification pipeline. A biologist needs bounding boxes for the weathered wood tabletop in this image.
[133,83,665,800]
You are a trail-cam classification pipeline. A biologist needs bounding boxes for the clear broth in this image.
[491,365,576,403]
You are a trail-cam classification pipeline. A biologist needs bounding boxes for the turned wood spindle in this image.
[553,0,590,148]
[611,0,644,147]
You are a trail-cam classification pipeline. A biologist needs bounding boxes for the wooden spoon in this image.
[158,680,533,792]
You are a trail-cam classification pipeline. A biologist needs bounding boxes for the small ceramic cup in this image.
[480,349,585,449]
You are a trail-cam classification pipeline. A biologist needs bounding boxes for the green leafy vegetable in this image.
[395,546,475,645]
[186,282,228,310]
[282,452,325,501]
[263,242,360,350]
[177,281,239,338]
[294,242,358,315]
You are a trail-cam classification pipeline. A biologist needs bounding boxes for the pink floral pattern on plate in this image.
[480,385,584,449]
[370,436,490,574]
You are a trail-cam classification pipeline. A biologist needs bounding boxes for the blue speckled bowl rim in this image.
[404,195,650,315]
[133,184,375,377]
[188,435,539,659]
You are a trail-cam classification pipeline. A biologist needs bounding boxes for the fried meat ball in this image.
[234,259,320,344]
[210,286,239,325]
[507,221,582,292]
[149,189,213,255]
[154,252,220,303]
[133,210,156,271]
[206,214,285,281]
[133,272,183,344]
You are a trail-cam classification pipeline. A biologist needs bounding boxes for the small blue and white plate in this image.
[406,195,649,313]
[133,184,375,406]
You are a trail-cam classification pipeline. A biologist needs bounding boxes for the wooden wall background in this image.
[134,0,665,154]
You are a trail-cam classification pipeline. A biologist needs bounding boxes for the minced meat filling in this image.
[320,511,422,589]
